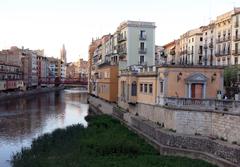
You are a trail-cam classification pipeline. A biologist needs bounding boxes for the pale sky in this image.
[0,0,239,62]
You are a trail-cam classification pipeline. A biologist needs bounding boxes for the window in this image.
[235,43,239,54]
[140,83,143,92]
[160,82,163,93]
[200,37,203,41]
[140,30,146,39]
[140,55,145,64]
[205,32,207,35]
[149,84,153,94]
[192,38,194,42]
[144,84,148,93]
[131,81,137,96]
[140,42,145,50]
[235,57,238,65]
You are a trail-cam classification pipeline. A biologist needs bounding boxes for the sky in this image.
[0,0,240,62]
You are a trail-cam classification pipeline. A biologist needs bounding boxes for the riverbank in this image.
[88,95,240,167]
[11,115,215,167]
[0,86,64,102]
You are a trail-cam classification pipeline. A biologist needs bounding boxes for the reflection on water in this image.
[0,88,89,167]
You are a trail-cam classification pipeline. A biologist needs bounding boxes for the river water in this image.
[0,88,89,167]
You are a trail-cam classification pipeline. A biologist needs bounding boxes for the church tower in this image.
[60,44,67,64]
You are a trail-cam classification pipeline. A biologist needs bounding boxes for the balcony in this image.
[233,35,240,42]
[117,36,127,43]
[118,48,127,55]
[138,48,147,54]
[234,22,239,28]
[215,52,223,57]
[204,44,208,49]
[209,42,213,48]
[232,50,240,56]
[139,35,146,40]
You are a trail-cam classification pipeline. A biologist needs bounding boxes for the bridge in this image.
[39,77,88,88]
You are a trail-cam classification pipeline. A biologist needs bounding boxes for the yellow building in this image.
[96,64,118,102]
[118,66,158,109]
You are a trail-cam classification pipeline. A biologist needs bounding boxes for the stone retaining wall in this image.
[130,116,240,166]
[129,103,240,144]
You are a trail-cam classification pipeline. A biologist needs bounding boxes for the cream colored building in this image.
[117,21,156,69]
[179,28,204,65]
[231,9,240,64]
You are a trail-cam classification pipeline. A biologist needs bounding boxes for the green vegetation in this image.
[224,65,240,98]
[12,115,216,167]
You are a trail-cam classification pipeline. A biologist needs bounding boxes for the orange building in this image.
[157,65,224,100]
[96,64,118,102]
[118,65,224,110]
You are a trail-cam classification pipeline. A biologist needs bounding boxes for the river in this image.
[0,88,89,167]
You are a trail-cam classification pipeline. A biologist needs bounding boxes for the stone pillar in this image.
[203,83,206,99]
[188,83,192,98]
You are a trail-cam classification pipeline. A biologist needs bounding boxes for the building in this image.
[96,64,118,102]
[117,21,156,69]
[155,45,165,65]
[231,9,240,65]
[79,58,88,79]
[88,38,101,94]
[214,10,233,66]
[22,50,38,88]
[0,63,23,91]
[36,50,49,86]
[178,27,204,65]
[162,40,180,65]
[118,65,224,110]
[88,20,156,98]
[202,22,215,66]
[48,57,59,83]
[118,66,158,109]
[157,65,224,103]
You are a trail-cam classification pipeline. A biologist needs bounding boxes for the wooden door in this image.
[195,84,203,99]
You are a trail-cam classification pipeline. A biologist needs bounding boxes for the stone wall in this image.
[129,103,240,144]
[130,115,240,166]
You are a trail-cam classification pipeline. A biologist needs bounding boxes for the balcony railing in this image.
[216,37,231,43]
[209,42,213,48]
[139,35,146,40]
[138,48,147,54]
[204,44,208,49]
[232,50,240,55]
[117,36,127,42]
[118,48,127,55]
[234,22,239,28]
[233,35,240,41]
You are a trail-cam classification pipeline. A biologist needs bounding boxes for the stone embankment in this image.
[88,95,240,167]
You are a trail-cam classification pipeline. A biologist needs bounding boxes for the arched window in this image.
[131,81,137,96]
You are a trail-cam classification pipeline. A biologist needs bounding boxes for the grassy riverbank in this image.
[11,115,216,167]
